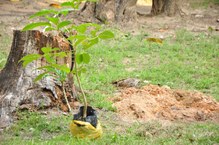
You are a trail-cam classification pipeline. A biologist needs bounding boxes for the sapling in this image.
[21,0,114,118]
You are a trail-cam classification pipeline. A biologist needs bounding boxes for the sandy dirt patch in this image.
[112,84,219,122]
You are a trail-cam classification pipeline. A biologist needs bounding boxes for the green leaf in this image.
[98,30,114,39]
[23,22,51,31]
[76,53,83,64]
[59,8,75,15]
[57,21,71,29]
[66,35,74,42]
[47,17,59,25]
[44,54,56,63]
[75,53,91,64]
[59,65,70,73]
[45,26,56,31]
[74,35,86,46]
[49,64,70,74]
[90,37,99,45]
[20,54,41,61]
[60,10,69,16]
[76,67,87,76]
[34,72,49,82]
[61,2,73,7]
[56,69,67,82]
[89,23,101,29]
[91,30,98,37]
[41,47,60,53]
[82,37,99,50]
[61,1,80,9]
[74,23,100,35]
[53,52,67,58]
[22,60,32,67]
[19,54,41,67]
[41,47,52,53]
[75,23,90,33]
[67,35,86,47]
[82,53,90,64]
[29,9,57,19]
[36,65,53,71]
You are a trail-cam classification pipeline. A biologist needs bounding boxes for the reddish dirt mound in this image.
[112,85,219,122]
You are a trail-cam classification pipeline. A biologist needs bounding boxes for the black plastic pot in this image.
[73,106,98,128]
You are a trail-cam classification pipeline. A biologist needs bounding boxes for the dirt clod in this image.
[112,84,219,122]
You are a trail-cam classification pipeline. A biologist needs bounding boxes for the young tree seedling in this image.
[20,0,114,118]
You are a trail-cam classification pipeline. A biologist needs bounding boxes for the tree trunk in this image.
[80,0,138,22]
[79,0,180,23]
[151,0,180,16]
[0,30,77,128]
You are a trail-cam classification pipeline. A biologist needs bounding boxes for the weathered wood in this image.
[80,0,181,23]
[151,0,180,16]
[80,0,138,22]
[0,30,76,128]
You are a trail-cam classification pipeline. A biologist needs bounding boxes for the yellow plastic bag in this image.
[70,119,103,139]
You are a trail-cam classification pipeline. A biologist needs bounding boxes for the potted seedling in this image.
[20,0,114,139]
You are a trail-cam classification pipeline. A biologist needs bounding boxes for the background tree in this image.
[80,0,138,22]
[151,0,180,16]
[80,0,181,22]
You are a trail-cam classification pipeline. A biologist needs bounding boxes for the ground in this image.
[0,0,219,144]
[112,84,219,122]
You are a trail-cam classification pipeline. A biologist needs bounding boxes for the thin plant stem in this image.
[62,82,72,113]
[73,49,87,118]
[61,31,87,118]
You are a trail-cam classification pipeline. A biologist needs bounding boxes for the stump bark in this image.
[151,0,180,16]
[79,0,138,22]
[0,30,76,128]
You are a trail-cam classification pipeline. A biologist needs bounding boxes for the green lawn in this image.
[1,111,219,145]
[1,29,219,144]
[84,29,219,105]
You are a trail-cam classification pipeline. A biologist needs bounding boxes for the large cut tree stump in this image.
[0,30,77,128]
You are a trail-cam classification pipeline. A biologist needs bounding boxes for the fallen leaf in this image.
[49,3,61,9]
[146,37,163,44]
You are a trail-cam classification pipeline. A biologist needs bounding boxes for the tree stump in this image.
[79,0,138,22]
[0,30,76,128]
[79,0,182,23]
[151,0,180,16]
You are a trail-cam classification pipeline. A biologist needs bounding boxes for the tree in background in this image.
[80,0,180,22]
[151,0,180,16]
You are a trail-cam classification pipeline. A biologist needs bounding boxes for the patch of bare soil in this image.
[112,85,219,122]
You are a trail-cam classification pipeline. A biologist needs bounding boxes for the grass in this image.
[0,24,11,69]
[0,29,219,144]
[190,0,219,8]
[82,29,219,103]
[1,111,219,145]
